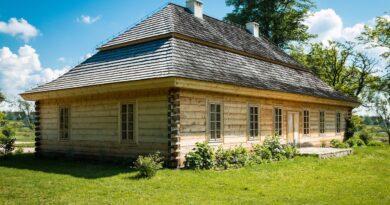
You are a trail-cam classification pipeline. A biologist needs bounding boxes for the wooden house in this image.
[21,1,359,167]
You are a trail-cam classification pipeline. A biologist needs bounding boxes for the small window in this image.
[336,112,341,133]
[248,106,259,139]
[59,107,70,140]
[209,103,222,141]
[274,108,282,136]
[121,104,134,141]
[303,110,310,135]
[319,111,325,134]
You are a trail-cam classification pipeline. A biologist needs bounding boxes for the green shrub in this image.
[15,147,24,154]
[253,144,272,161]
[355,130,373,145]
[134,152,163,179]
[346,137,366,147]
[367,141,384,147]
[0,133,16,156]
[263,135,285,157]
[215,146,230,170]
[283,144,298,159]
[185,142,214,169]
[330,139,349,148]
[1,125,16,138]
[228,145,250,168]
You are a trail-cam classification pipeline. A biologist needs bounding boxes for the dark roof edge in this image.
[99,32,312,73]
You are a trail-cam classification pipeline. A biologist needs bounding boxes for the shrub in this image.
[355,130,373,145]
[228,145,250,168]
[1,125,16,138]
[367,141,384,147]
[15,147,24,154]
[283,144,298,159]
[330,139,348,148]
[215,146,230,170]
[252,144,272,161]
[134,152,163,179]
[185,142,214,169]
[346,137,366,147]
[263,135,285,157]
[0,133,16,156]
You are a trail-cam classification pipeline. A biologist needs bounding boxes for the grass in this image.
[6,121,35,142]
[0,147,389,205]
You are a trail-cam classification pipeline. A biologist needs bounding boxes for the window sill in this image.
[208,140,223,145]
[248,138,260,142]
[120,141,138,146]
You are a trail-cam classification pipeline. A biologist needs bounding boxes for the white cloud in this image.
[77,15,101,24]
[58,57,66,62]
[0,45,69,110]
[0,18,39,42]
[304,9,366,44]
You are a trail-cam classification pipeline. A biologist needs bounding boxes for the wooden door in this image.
[287,112,300,145]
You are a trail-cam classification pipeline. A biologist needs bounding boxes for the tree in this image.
[290,41,379,99]
[17,99,34,129]
[0,92,5,104]
[373,95,390,144]
[225,0,315,49]
[357,16,390,60]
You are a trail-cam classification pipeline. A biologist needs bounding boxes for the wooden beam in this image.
[173,78,359,108]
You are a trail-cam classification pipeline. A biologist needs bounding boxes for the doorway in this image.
[287,112,300,145]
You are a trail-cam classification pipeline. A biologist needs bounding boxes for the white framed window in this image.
[248,105,259,139]
[59,107,70,140]
[303,110,310,135]
[336,112,341,133]
[274,108,282,136]
[120,103,135,142]
[208,103,222,141]
[319,111,325,134]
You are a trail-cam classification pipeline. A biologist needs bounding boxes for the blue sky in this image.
[0,0,389,111]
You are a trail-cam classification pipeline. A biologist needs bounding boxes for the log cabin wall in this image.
[177,89,349,165]
[38,89,169,160]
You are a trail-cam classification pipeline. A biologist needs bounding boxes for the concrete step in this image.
[298,147,353,159]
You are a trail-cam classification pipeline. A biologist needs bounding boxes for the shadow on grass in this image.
[0,153,136,179]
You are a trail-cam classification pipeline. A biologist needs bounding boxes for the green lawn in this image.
[0,147,389,205]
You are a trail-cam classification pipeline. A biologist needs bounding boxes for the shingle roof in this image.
[23,3,356,103]
[100,3,301,67]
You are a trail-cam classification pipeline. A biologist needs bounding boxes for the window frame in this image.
[118,101,138,144]
[274,107,283,137]
[336,112,341,134]
[248,104,260,140]
[58,106,70,141]
[319,111,325,134]
[207,101,223,143]
[303,110,310,136]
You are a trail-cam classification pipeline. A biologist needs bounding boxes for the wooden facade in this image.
[27,78,355,166]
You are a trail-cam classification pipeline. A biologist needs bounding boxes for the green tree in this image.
[358,15,390,60]
[225,0,315,49]
[290,41,379,99]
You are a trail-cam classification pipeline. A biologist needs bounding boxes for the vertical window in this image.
[59,107,70,140]
[303,110,310,135]
[336,112,341,133]
[209,103,222,141]
[121,104,134,141]
[249,106,259,139]
[274,108,282,136]
[319,111,325,134]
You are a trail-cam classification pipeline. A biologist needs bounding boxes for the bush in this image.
[134,152,163,179]
[185,142,214,169]
[228,145,250,168]
[15,147,24,154]
[330,139,348,148]
[355,130,373,145]
[215,146,231,169]
[283,144,298,159]
[367,141,384,147]
[252,144,272,161]
[263,135,285,157]
[1,125,16,138]
[346,137,366,147]
[0,133,16,156]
